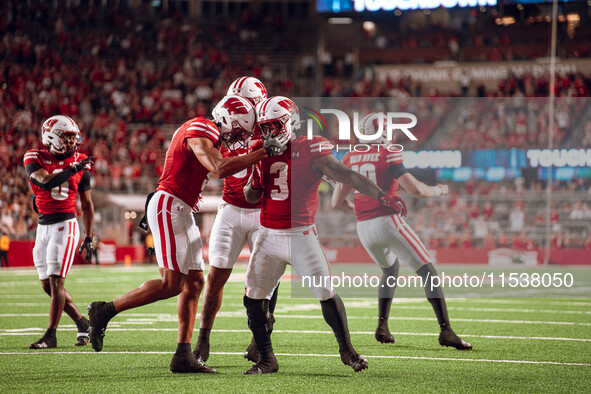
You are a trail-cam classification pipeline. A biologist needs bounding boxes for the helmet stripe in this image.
[236,76,248,90]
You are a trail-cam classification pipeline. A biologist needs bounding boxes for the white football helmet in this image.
[358,113,389,145]
[255,96,300,141]
[41,115,81,155]
[227,77,268,105]
[212,95,256,150]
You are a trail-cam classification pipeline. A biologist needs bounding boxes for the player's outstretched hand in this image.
[78,236,97,261]
[71,156,95,172]
[380,194,408,217]
[435,184,449,196]
[263,135,289,157]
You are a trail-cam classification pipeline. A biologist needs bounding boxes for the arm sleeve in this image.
[78,170,91,193]
[25,163,43,178]
[388,163,408,179]
[29,167,77,190]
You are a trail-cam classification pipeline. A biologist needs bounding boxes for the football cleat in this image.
[243,337,259,363]
[340,350,369,372]
[243,352,279,375]
[29,336,57,349]
[439,328,473,350]
[192,339,210,363]
[74,335,89,347]
[75,316,90,346]
[169,353,216,374]
[375,320,395,344]
[88,301,111,352]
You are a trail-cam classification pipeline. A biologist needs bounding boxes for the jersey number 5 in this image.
[270,162,288,201]
[51,169,69,201]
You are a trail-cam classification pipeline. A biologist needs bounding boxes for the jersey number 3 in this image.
[270,162,288,201]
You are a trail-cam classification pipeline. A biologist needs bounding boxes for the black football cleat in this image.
[375,320,395,344]
[244,337,260,363]
[29,336,57,349]
[169,353,216,374]
[340,350,369,372]
[243,352,279,375]
[192,339,210,363]
[88,301,111,352]
[439,328,473,350]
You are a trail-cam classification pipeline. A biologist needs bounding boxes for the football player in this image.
[24,115,96,349]
[332,113,472,350]
[193,77,278,364]
[241,97,405,374]
[87,95,289,373]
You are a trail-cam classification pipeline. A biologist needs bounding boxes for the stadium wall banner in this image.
[5,241,589,267]
[374,59,591,92]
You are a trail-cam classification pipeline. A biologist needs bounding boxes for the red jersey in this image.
[256,136,331,229]
[23,149,90,220]
[221,139,263,209]
[342,148,403,221]
[158,117,220,210]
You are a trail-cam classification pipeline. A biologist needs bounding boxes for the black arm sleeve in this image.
[78,170,91,193]
[28,167,77,190]
[388,163,408,179]
[25,163,42,177]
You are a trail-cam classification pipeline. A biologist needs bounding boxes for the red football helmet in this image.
[212,95,256,150]
[41,115,81,155]
[227,77,268,105]
[255,96,300,141]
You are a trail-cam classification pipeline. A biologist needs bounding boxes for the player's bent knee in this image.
[244,296,270,330]
[313,287,334,302]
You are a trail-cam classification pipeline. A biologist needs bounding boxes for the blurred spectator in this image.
[509,204,525,232]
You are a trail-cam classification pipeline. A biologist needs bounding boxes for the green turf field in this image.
[0,264,590,392]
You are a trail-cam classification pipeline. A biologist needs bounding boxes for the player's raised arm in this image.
[330,179,355,215]
[398,172,449,198]
[27,156,94,190]
[187,137,286,179]
[243,164,263,204]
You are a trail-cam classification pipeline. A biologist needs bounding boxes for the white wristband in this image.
[433,186,442,197]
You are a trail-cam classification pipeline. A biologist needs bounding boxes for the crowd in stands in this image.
[1,1,590,251]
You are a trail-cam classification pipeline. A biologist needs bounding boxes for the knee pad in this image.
[244,296,271,332]
[381,261,400,278]
[416,262,438,282]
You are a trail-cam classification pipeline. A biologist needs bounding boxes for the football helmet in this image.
[41,115,81,155]
[358,113,389,145]
[212,95,256,150]
[255,96,300,141]
[227,77,268,105]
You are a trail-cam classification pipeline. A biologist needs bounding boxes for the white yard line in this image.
[0,350,587,367]
[2,328,591,342]
[1,312,589,326]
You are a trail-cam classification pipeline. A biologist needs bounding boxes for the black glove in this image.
[78,236,97,261]
[71,156,95,172]
[263,135,289,157]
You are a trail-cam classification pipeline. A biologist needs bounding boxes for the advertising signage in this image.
[317,0,496,13]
